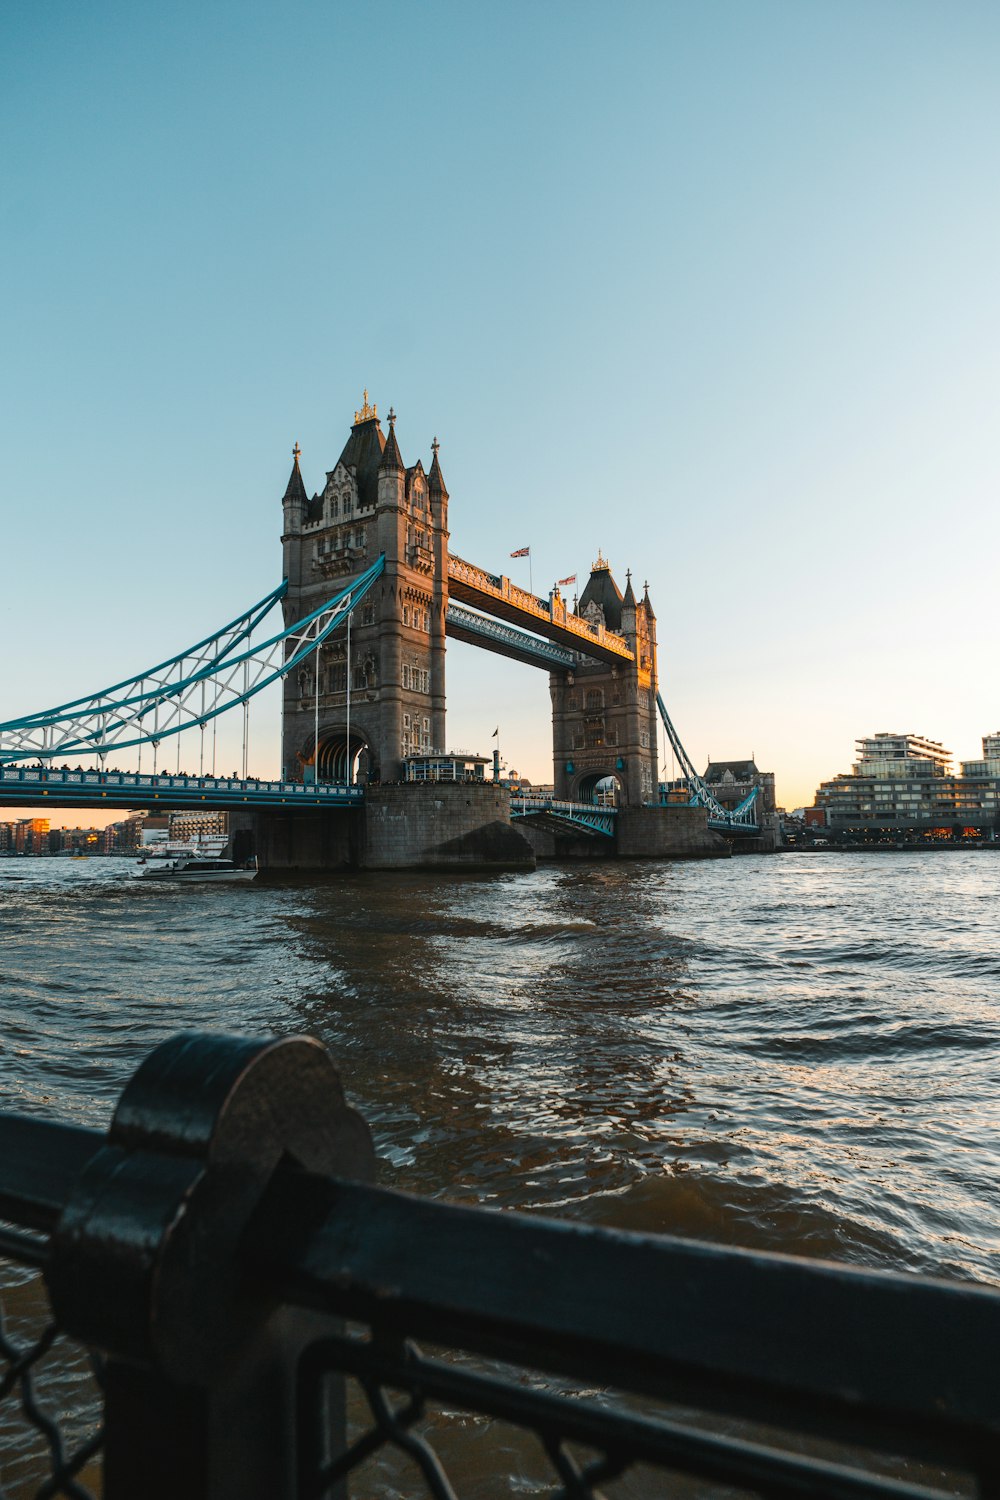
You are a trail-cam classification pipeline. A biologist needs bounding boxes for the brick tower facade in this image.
[279,395,449,784]
[550,556,660,806]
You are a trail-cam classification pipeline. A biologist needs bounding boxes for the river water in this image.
[2,851,999,1491]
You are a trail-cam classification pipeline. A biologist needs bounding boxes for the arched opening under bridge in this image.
[296,727,373,785]
[574,771,622,807]
[317,729,371,784]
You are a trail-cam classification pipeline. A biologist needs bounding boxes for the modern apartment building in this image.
[167,810,228,843]
[814,733,1000,832]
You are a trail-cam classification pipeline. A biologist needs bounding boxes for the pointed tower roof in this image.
[428,436,449,499]
[642,581,656,620]
[379,407,405,473]
[335,391,387,507]
[622,568,636,608]
[282,442,308,505]
[578,551,625,631]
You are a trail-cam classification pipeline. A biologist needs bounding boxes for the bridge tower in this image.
[279,395,450,783]
[550,556,660,806]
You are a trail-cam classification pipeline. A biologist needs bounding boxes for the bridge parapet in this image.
[0,765,364,811]
[448,555,634,662]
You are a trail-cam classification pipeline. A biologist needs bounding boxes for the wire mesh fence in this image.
[0,1260,103,1500]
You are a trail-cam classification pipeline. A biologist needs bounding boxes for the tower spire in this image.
[282,442,308,504]
[379,407,404,471]
[622,567,636,607]
[428,434,449,499]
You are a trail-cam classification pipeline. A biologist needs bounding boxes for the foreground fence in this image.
[1,1032,998,1499]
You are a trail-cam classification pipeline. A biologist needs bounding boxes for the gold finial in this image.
[353,389,378,424]
[592,549,609,571]
[293,442,301,465]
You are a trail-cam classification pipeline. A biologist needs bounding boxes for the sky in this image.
[2,0,998,822]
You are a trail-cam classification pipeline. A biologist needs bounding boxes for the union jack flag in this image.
[509,546,530,558]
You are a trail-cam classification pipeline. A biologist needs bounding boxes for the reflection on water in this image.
[2,853,1000,1280]
[1,851,999,1492]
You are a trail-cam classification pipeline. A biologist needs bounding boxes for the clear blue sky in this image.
[2,0,998,816]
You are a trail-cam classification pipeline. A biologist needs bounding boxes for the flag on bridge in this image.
[558,574,577,586]
[510,546,530,558]
[492,727,499,737]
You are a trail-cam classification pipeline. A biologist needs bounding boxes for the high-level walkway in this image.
[447,555,635,666]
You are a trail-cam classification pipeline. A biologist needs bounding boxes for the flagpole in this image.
[528,553,533,596]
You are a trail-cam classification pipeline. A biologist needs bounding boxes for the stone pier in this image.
[233,783,535,874]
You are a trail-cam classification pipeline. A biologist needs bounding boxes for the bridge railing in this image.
[0,766,364,801]
[1,1031,996,1499]
[511,794,618,816]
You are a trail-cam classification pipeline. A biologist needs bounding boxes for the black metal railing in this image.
[1,1031,998,1499]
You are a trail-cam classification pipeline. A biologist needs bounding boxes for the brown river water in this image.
[2,851,999,1494]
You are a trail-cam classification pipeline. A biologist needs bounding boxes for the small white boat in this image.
[137,846,257,876]
[138,852,257,883]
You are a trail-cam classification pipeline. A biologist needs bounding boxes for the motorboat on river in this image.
[136,837,257,882]
[139,854,257,882]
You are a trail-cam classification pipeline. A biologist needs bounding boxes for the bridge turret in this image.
[281,443,308,591]
[621,570,637,643]
[375,408,407,557]
[640,583,658,691]
[427,437,450,752]
[428,438,449,513]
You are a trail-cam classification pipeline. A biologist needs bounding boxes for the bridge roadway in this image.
[0,766,364,814]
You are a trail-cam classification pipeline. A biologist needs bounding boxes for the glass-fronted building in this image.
[814,733,1000,833]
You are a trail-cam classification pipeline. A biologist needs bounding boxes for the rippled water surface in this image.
[2,850,999,1284]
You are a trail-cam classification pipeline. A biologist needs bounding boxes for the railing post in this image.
[46,1032,375,1500]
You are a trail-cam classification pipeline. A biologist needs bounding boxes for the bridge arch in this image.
[317,726,372,784]
[573,769,624,807]
[295,720,375,785]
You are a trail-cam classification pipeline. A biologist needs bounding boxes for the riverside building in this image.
[813,732,1000,836]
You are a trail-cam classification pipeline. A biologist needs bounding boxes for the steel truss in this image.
[656,691,760,832]
[0,558,385,764]
[511,795,617,837]
[446,604,579,669]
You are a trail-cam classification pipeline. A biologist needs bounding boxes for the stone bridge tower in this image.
[550,555,660,806]
[279,395,450,783]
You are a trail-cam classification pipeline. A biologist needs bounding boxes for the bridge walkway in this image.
[447,555,635,667]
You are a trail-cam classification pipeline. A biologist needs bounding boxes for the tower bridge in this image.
[0,395,776,865]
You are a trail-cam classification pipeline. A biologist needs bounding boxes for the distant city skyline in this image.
[2,1,998,815]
